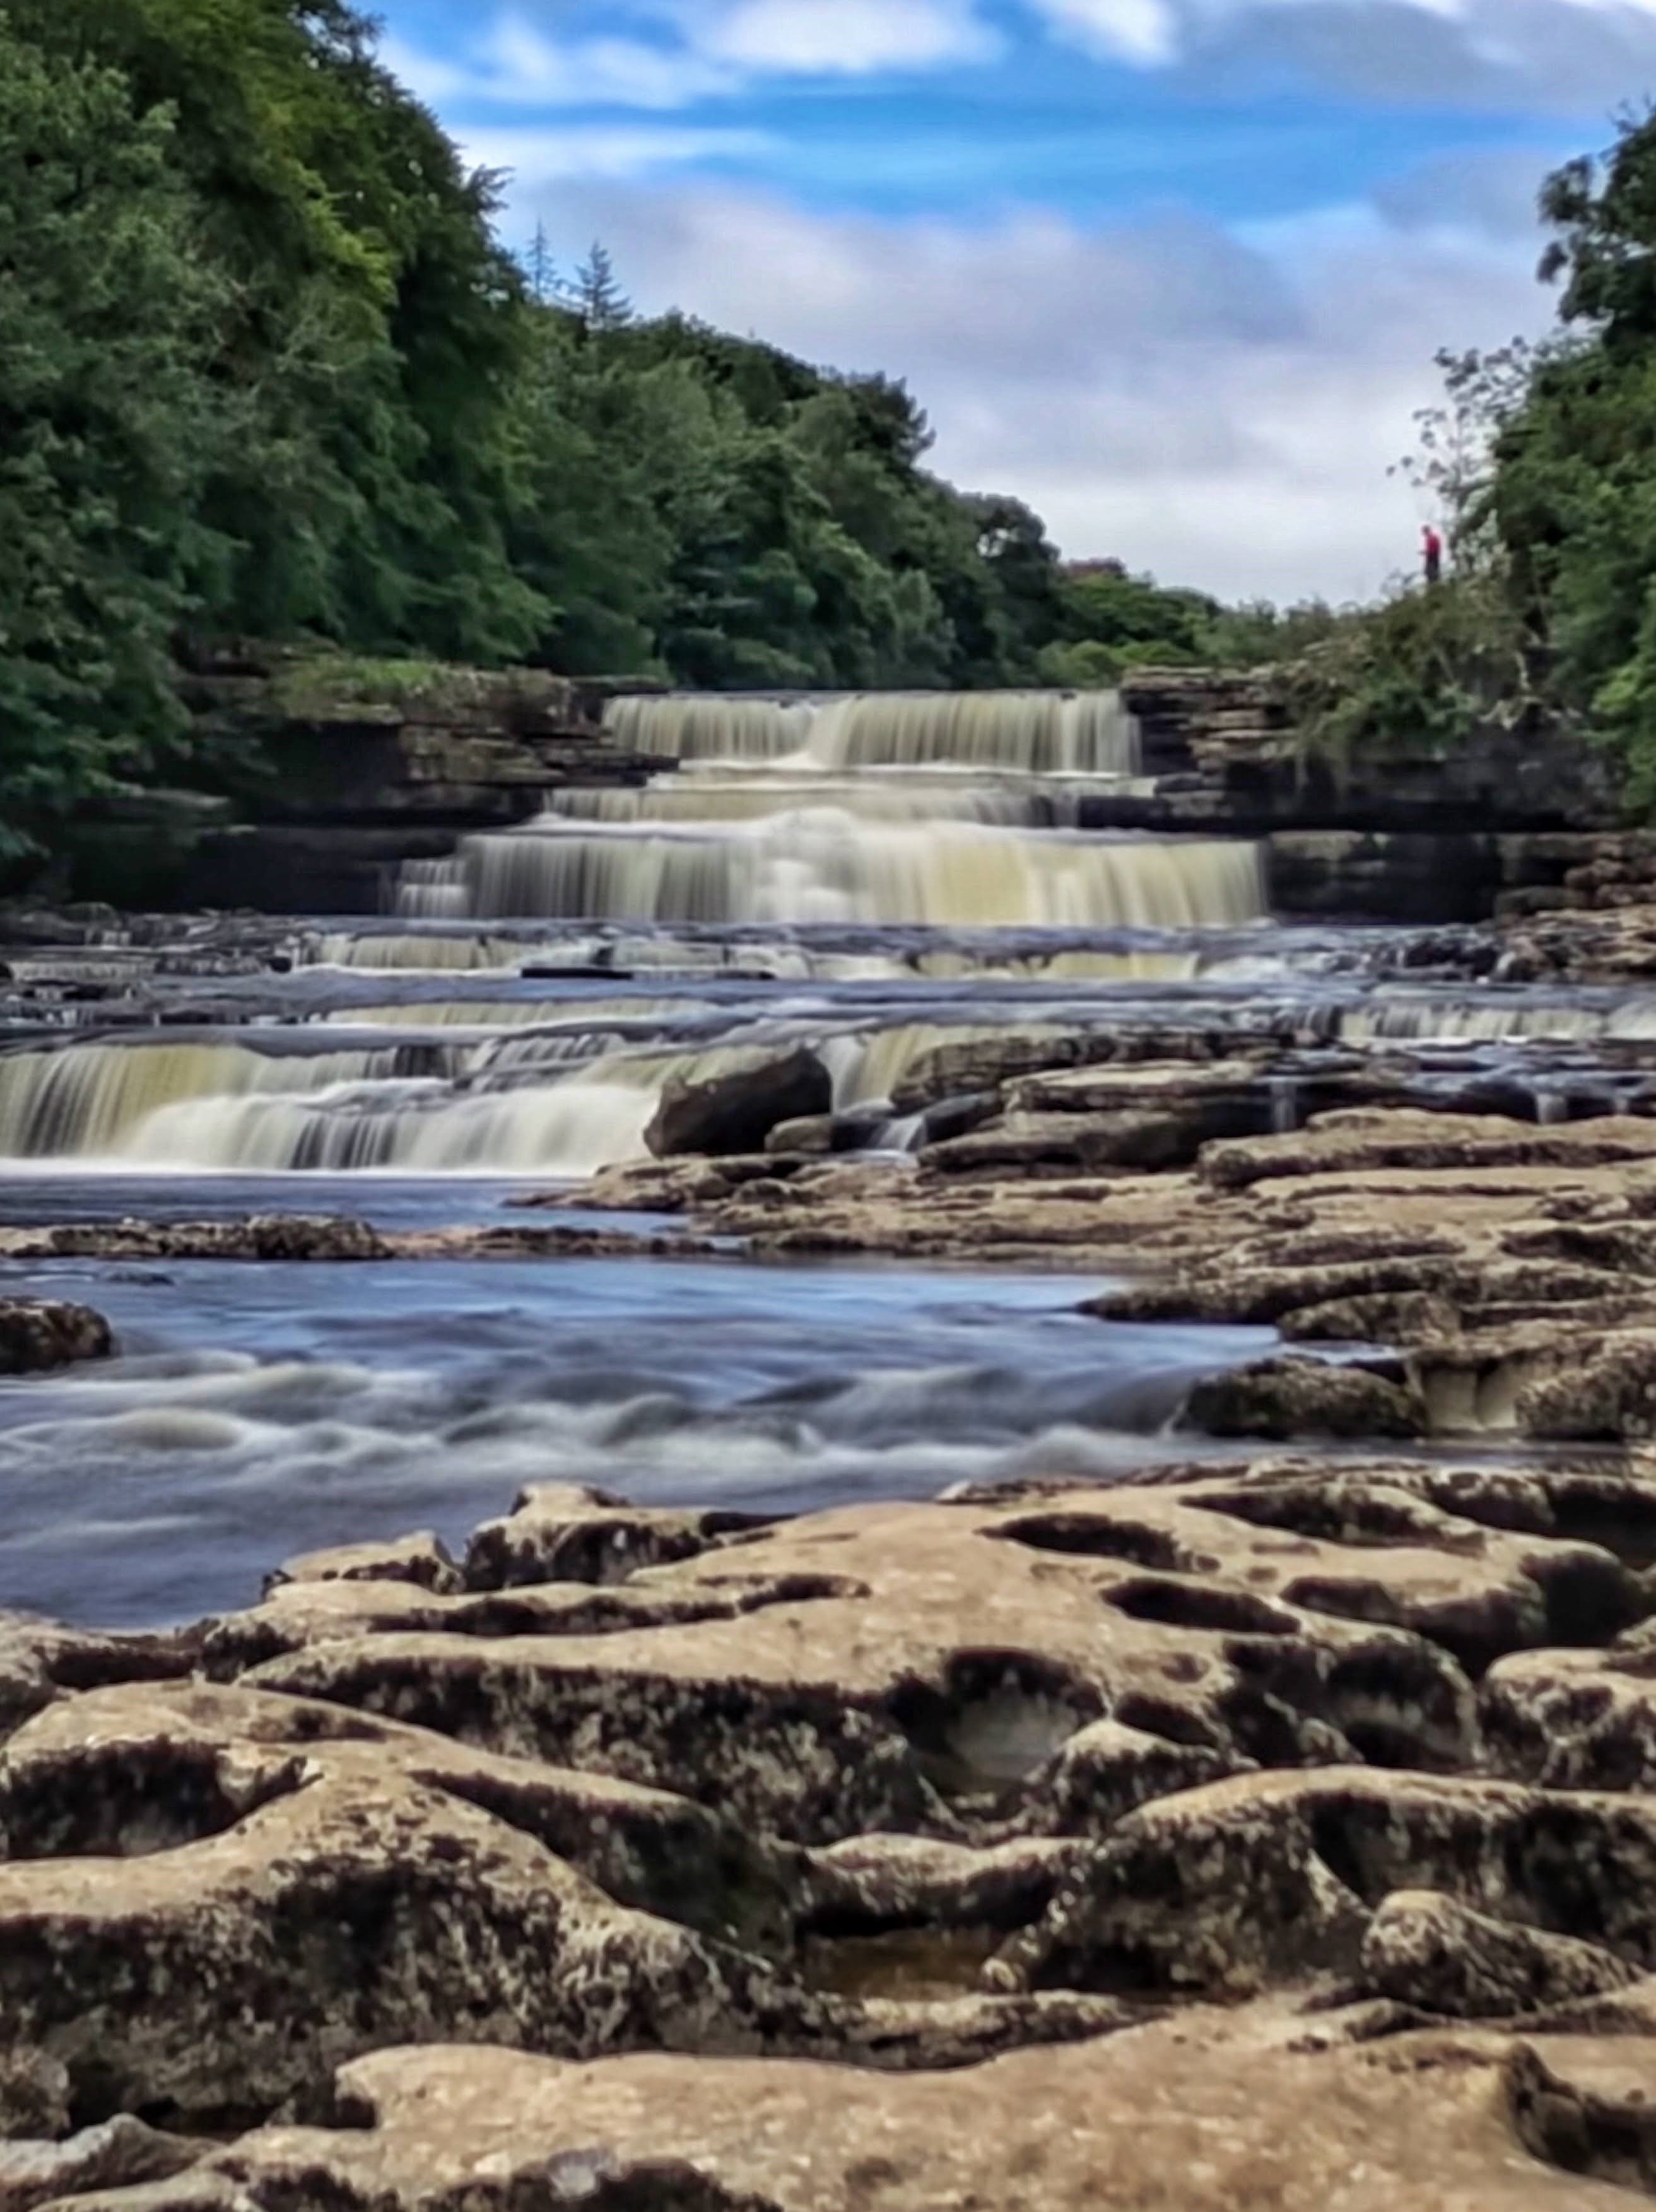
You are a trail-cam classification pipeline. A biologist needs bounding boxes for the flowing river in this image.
[0,686,1632,1624]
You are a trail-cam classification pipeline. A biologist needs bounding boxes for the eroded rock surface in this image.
[9,1461,1656,2199]
[29,2028,1643,2211]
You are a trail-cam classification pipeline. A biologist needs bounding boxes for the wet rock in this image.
[915,1088,1000,1144]
[1361,1890,1640,2018]
[921,1108,1193,1176]
[0,1217,387,1264]
[462,1484,772,1591]
[1183,1356,1428,1441]
[764,1104,890,1158]
[263,1531,463,1599]
[647,1047,831,1159]
[0,1301,110,1378]
[888,1029,1108,1113]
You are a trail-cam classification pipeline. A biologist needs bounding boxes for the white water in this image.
[0,1042,425,1157]
[604,688,1140,775]
[4,686,1269,1177]
[389,686,1267,930]
[397,818,1267,930]
[0,1015,1037,1174]
[1341,997,1656,1045]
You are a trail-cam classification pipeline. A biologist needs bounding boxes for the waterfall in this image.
[1339,999,1656,1045]
[0,1016,1117,1175]
[113,1068,662,1175]
[397,820,1267,930]
[606,696,818,762]
[0,1041,442,1157]
[546,779,1073,827]
[301,932,529,972]
[602,689,1141,776]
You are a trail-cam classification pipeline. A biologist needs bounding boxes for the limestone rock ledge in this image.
[4,1469,1656,2201]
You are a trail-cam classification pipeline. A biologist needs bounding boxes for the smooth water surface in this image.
[0,1250,1274,1628]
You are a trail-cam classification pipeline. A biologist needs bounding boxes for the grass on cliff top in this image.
[266,654,521,721]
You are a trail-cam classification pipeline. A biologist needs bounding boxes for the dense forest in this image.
[7,0,1656,855]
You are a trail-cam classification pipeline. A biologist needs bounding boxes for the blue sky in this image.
[377,1,1656,601]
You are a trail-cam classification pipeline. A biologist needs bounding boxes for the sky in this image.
[375,0,1656,604]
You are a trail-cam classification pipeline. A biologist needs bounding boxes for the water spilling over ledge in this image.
[397,820,1269,929]
[389,685,1266,929]
[602,688,1142,775]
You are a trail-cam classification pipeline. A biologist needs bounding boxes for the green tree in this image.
[0,21,230,853]
[572,242,633,334]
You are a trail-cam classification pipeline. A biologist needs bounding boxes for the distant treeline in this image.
[6,0,1656,855]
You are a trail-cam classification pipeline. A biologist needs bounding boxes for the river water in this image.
[0,688,1633,1625]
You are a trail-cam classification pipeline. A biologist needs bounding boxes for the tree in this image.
[572,243,633,334]
[525,223,558,306]
[0,20,230,853]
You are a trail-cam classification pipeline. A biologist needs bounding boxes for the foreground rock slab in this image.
[8,1461,1656,2193]
[33,2027,1641,2211]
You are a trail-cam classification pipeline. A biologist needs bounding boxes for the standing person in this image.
[1422,524,1443,587]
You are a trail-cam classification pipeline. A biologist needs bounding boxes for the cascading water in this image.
[603,688,1139,775]
[5,688,1276,1178]
[1340,997,1656,1045]
[391,685,1267,931]
[399,818,1267,930]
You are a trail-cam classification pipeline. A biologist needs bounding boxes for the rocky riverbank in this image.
[1,1464,1656,2203]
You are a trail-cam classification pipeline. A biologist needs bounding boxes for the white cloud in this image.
[1023,0,1656,103]
[1028,0,1178,64]
[695,0,999,71]
[379,20,739,110]
[512,174,1553,602]
[384,0,999,112]
[461,124,777,181]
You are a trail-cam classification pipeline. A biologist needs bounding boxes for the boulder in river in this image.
[646,1046,831,1158]
[0,1300,111,1377]
[1182,1355,1428,1440]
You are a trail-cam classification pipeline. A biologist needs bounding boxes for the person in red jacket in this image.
[1422,524,1443,586]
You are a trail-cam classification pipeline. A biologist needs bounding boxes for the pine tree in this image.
[526,221,558,306]
[573,242,633,334]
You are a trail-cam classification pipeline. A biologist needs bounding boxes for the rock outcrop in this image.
[8,1460,1656,2201]
[647,1047,833,1160]
[0,1300,112,1376]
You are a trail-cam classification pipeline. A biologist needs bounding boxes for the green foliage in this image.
[1283,572,1534,765]
[1478,109,1656,809]
[0,19,230,854]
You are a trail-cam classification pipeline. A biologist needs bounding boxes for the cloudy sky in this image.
[376,0,1656,603]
